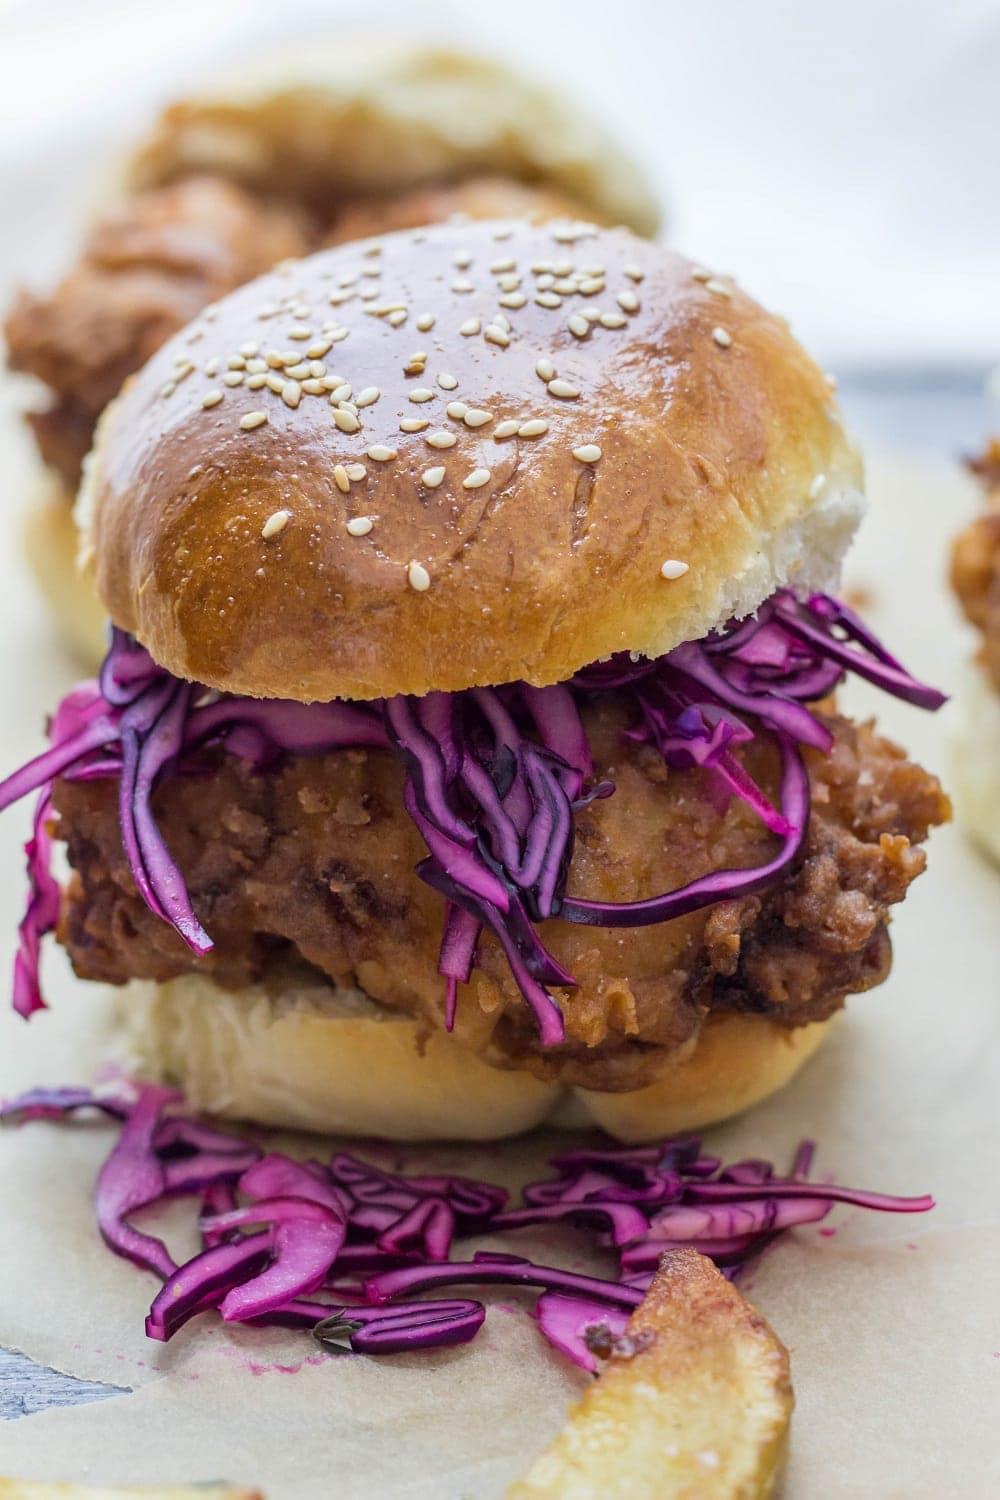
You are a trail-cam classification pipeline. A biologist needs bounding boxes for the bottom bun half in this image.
[24,484,107,669]
[119,974,831,1143]
[949,664,1000,868]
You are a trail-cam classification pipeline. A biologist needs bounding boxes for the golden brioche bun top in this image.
[125,39,661,236]
[79,221,863,702]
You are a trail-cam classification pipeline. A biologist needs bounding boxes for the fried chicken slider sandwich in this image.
[0,219,949,1142]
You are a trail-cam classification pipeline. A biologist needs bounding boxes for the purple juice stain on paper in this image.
[245,1353,327,1376]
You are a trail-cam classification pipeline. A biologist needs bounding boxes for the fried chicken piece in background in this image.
[949,438,1000,865]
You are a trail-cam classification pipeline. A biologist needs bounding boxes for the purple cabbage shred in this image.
[1,1084,934,1365]
[0,592,944,1043]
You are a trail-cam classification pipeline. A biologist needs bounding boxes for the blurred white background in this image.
[0,0,998,373]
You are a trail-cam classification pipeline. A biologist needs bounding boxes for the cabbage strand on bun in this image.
[0,221,948,1141]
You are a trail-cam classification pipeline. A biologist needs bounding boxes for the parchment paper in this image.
[0,421,997,1496]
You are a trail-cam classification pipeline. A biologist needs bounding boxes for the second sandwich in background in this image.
[950,440,1000,865]
[3,37,660,663]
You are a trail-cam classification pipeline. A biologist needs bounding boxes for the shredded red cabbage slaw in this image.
[0,1084,934,1366]
[0,591,944,1042]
